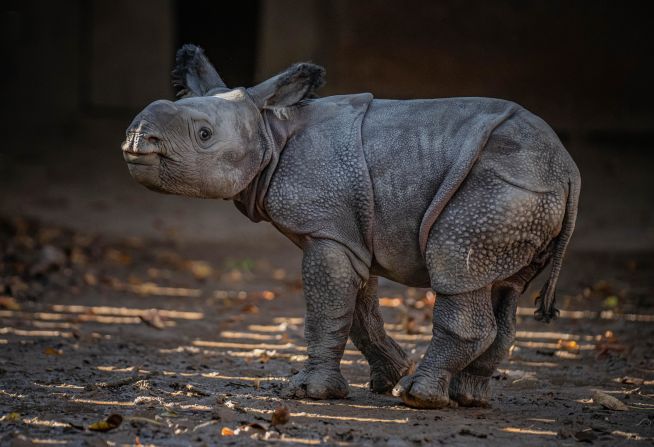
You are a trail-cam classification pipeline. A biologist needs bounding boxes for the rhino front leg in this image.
[350,276,414,393]
[286,239,360,399]
[393,286,496,409]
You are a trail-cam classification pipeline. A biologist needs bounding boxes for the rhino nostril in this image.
[147,135,161,144]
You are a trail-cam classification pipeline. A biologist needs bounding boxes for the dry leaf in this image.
[186,260,213,280]
[602,295,619,309]
[104,248,132,266]
[404,316,419,335]
[379,297,402,307]
[0,296,20,311]
[261,290,276,301]
[125,416,163,427]
[84,272,98,286]
[70,247,88,266]
[241,304,259,314]
[88,414,123,432]
[2,412,21,422]
[593,280,612,294]
[238,422,269,433]
[221,427,235,436]
[93,374,142,389]
[620,376,644,385]
[556,340,580,353]
[30,245,66,275]
[139,309,165,329]
[185,383,210,396]
[424,290,437,306]
[595,330,626,358]
[271,405,290,426]
[592,390,628,411]
[43,347,63,356]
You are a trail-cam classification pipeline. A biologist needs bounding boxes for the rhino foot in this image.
[285,367,349,399]
[369,359,415,394]
[392,370,457,409]
[449,371,492,407]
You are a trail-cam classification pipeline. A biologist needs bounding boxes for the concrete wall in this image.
[2,0,175,130]
[257,0,654,136]
[87,0,174,110]
[4,1,652,136]
[3,1,82,130]
[1,0,652,251]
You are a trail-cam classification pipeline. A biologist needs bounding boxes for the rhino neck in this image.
[233,110,293,222]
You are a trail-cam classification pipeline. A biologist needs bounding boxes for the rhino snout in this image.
[122,127,163,155]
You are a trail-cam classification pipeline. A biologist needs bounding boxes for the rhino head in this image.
[121,44,324,198]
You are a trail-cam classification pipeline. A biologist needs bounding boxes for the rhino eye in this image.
[198,127,212,141]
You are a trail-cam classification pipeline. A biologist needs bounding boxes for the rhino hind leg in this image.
[350,276,414,393]
[449,253,553,407]
[449,283,519,407]
[394,160,565,409]
[393,286,496,409]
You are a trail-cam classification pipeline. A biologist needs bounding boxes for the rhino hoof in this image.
[449,372,492,408]
[392,371,455,409]
[369,360,415,394]
[285,368,349,400]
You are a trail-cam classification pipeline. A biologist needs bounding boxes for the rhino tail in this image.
[534,173,581,323]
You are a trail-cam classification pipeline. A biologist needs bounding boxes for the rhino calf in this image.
[122,45,580,409]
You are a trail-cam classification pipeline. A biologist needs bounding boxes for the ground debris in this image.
[595,330,627,358]
[271,405,290,426]
[620,376,644,385]
[30,245,66,275]
[556,339,580,353]
[42,347,63,356]
[1,216,653,446]
[0,412,21,422]
[127,416,164,427]
[88,414,123,432]
[0,296,20,310]
[89,372,153,390]
[220,427,235,436]
[459,428,487,438]
[558,424,598,442]
[591,390,628,411]
[170,382,211,397]
[139,309,166,329]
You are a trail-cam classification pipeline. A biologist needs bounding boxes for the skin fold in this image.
[122,44,581,409]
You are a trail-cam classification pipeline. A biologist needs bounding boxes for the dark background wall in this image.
[4,0,653,136]
[1,0,653,251]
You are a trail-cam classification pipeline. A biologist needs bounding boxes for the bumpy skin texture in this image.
[395,286,496,408]
[350,276,414,393]
[449,258,549,407]
[285,239,359,399]
[123,45,581,408]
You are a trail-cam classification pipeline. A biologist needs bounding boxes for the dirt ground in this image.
[0,216,653,447]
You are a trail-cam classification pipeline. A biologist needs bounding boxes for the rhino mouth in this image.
[123,151,160,166]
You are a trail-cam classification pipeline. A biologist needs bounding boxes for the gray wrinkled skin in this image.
[122,45,581,409]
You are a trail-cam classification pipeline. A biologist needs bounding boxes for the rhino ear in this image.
[171,44,227,98]
[247,63,325,110]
